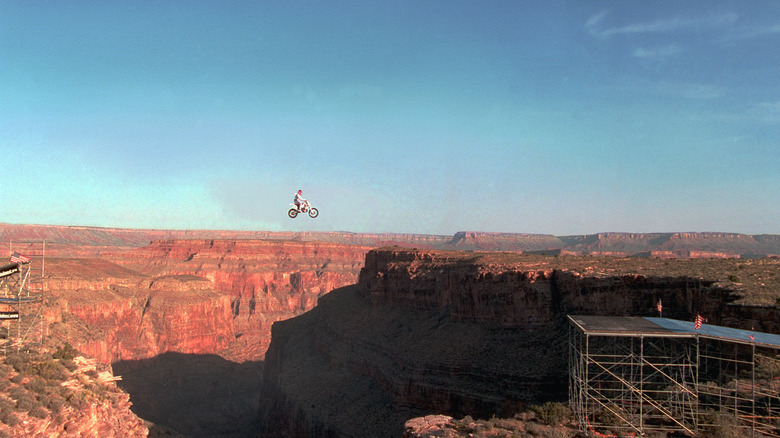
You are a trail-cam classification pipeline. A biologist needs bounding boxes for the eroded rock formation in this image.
[105,239,370,362]
[43,258,235,364]
[36,239,370,364]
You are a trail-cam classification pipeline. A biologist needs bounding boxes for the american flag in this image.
[694,314,705,330]
[10,252,30,264]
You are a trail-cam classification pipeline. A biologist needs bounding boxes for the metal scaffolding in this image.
[1,243,45,354]
[569,315,780,437]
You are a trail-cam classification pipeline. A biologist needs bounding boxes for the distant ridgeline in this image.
[1,223,779,257]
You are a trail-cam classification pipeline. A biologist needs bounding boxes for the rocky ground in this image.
[394,249,780,306]
[0,345,147,437]
[404,411,584,438]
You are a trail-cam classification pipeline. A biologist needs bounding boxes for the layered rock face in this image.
[34,240,370,364]
[260,248,780,437]
[43,258,235,364]
[106,239,370,361]
[0,223,448,257]
[359,248,780,332]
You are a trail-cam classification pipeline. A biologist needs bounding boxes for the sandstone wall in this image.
[37,239,371,364]
[107,239,370,361]
[359,248,780,332]
[42,259,236,364]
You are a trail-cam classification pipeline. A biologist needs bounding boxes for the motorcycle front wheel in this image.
[288,208,298,218]
[308,208,319,218]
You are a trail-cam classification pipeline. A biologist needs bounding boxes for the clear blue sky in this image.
[1,1,778,235]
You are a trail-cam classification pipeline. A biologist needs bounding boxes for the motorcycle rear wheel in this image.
[287,208,298,218]
[308,208,319,218]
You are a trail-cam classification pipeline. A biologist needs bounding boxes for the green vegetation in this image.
[594,403,623,427]
[33,360,68,381]
[0,395,19,426]
[701,410,751,438]
[52,343,78,361]
[530,402,571,426]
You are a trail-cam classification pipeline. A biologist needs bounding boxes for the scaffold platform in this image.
[1,243,46,354]
[569,315,780,437]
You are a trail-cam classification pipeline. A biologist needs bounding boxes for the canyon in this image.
[0,223,779,436]
[35,238,369,436]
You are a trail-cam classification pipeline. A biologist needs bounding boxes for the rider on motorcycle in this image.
[294,190,306,212]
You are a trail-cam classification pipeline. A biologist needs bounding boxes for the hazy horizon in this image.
[2,1,778,236]
[3,221,779,239]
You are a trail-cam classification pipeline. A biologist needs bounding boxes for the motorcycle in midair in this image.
[288,200,319,219]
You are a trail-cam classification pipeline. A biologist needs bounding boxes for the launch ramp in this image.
[0,263,19,279]
[2,244,45,354]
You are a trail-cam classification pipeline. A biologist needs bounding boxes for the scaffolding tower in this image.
[569,315,780,437]
[1,242,45,354]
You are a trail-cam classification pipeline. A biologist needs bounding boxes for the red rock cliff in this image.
[106,239,370,361]
[35,239,370,365]
[42,258,235,364]
[358,247,780,331]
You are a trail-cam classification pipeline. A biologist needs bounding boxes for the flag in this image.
[694,314,705,330]
[656,299,662,313]
[749,334,755,341]
[10,252,30,264]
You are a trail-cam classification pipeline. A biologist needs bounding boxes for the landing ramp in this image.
[568,314,780,348]
[0,263,19,279]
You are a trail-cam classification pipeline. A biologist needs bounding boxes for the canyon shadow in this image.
[114,352,263,437]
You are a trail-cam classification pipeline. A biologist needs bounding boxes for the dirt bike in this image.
[288,200,319,219]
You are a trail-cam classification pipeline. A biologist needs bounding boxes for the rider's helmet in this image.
[298,190,302,194]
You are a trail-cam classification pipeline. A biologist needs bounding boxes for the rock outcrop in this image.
[259,248,780,437]
[0,355,148,438]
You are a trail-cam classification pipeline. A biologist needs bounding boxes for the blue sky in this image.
[1,1,778,235]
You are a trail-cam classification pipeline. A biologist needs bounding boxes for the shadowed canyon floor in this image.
[113,353,262,437]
